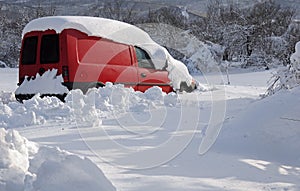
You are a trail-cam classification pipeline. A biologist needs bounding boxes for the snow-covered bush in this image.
[265,41,300,96]
[291,41,300,71]
[138,23,222,73]
[0,61,8,68]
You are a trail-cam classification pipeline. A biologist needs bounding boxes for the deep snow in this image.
[1,67,300,191]
[0,128,116,191]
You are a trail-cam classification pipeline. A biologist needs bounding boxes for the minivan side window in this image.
[22,36,38,65]
[135,47,155,69]
[77,39,131,66]
[40,34,59,64]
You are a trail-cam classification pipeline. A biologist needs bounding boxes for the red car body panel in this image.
[18,29,172,94]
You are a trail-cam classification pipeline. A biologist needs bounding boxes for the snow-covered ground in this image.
[1,68,300,191]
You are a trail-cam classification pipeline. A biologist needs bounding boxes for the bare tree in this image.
[97,0,137,24]
[34,3,56,19]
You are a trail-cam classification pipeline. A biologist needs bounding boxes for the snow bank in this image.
[0,94,71,128]
[217,86,300,164]
[22,16,193,89]
[15,69,69,95]
[0,128,37,191]
[0,91,15,104]
[25,146,116,191]
[66,83,179,126]
[0,128,116,191]
[4,84,178,128]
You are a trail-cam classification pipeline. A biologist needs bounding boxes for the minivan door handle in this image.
[140,73,147,78]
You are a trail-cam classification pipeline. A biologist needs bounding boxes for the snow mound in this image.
[25,146,116,191]
[0,128,37,171]
[15,69,69,95]
[0,95,71,128]
[0,91,15,104]
[22,16,193,89]
[218,86,300,164]
[0,128,37,191]
[66,83,179,126]
[4,84,178,128]
[0,128,116,191]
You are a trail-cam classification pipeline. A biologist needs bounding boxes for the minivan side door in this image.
[135,47,172,93]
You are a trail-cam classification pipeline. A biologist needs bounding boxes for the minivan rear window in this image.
[22,36,38,65]
[40,34,59,64]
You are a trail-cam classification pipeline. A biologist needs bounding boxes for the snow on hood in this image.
[22,16,193,89]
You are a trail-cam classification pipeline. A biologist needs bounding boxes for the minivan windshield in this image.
[135,47,155,69]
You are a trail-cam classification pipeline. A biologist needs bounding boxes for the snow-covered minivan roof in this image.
[22,16,154,46]
[22,16,193,89]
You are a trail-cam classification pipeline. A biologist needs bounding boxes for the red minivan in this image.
[16,17,195,102]
[17,29,173,101]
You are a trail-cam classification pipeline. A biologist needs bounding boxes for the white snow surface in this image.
[1,68,300,191]
[15,69,69,95]
[22,16,193,89]
[0,128,116,191]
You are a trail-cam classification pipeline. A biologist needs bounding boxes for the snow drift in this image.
[0,128,116,191]
[22,16,193,89]
[217,86,300,165]
[15,69,69,95]
[3,84,178,128]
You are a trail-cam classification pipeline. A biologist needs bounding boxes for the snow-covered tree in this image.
[0,3,56,67]
[291,41,300,76]
[198,0,295,68]
[265,41,300,96]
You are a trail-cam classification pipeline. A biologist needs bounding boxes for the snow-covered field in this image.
[1,68,300,191]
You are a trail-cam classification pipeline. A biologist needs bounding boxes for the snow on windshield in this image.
[22,16,193,89]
